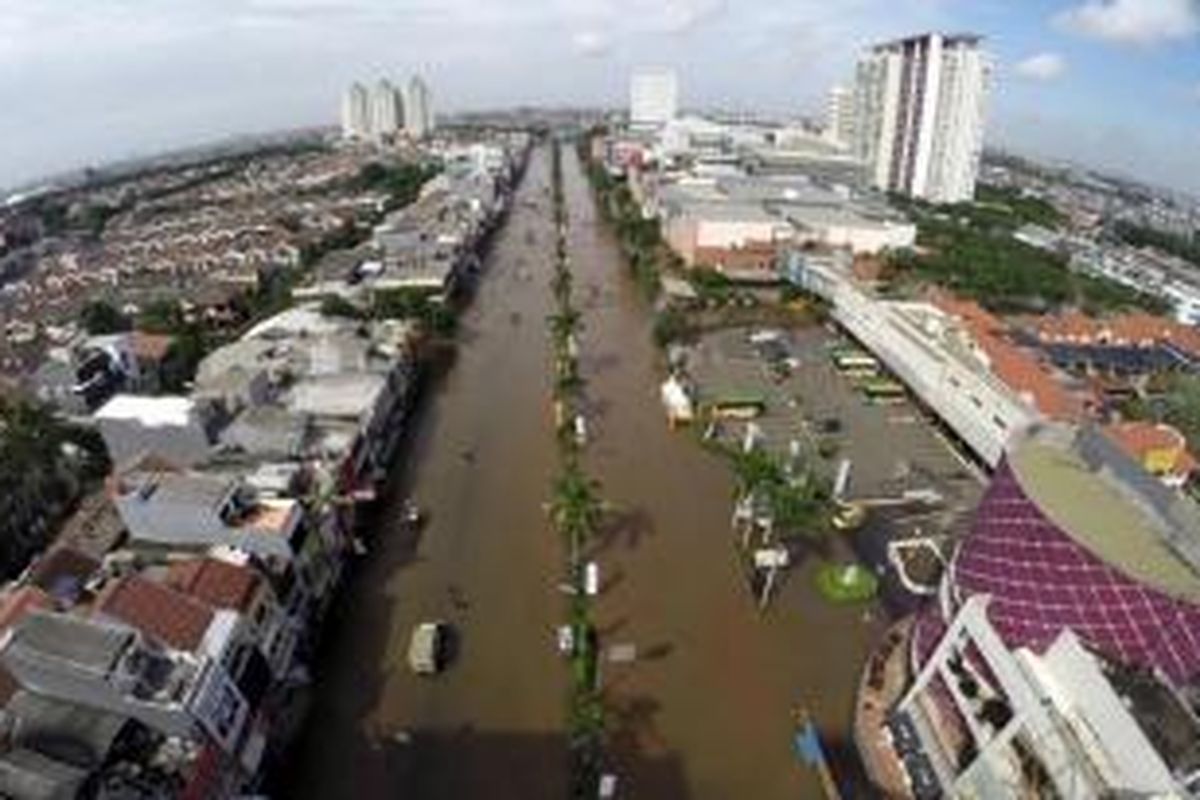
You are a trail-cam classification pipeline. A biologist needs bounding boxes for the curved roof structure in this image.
[949,425,1200,683]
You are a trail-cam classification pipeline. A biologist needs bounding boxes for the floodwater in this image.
[283,143,882,799]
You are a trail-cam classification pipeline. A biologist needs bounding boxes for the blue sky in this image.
[0,0,1198,193]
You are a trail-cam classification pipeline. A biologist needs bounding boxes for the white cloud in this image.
[571,29,611,57]
[1054,0,1200,46]
[1014,52,1066,81]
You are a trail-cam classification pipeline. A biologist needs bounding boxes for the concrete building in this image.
[630,68,679,129]
[853,33,989,203]
[786,254,1052,466]
[856,423,1200,799]
[33,331,172,416]
[916,423,1200,685]
[824,84,856,149]
[895,595,1199,798]
[94,395,221,467]
[404,75,434,139]
[111,465,308,565]
[659,177,915,269]
[0,611,251,761]
[340,82,371,140]
[371,79,404,140]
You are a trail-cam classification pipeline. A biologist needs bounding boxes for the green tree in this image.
[80,300,131,335]
[137,298,186,334]
[548,463,604,571]
[319,294,364,319]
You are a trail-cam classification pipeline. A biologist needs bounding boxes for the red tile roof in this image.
[94,575,214,651]
[1031,310,1200,359]
[0,586,52,631]
[1103,421,1197,479]
[166,558,262,612]
[931,292,1082,420]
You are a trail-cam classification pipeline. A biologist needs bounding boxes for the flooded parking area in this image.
[680,323,983,616]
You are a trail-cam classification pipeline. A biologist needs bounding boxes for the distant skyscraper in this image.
[853,33,989,204]
[629,68,678,128]
[824,84,855,149]
[404,76,434,139]
[341,82,371,140]
[371,79,404,140]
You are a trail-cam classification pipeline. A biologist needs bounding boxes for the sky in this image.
[1,0,1199,193]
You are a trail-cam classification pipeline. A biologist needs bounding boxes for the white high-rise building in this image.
[824,84,856,149]
[853,33,989,204]
[629,68,678,128]
[341,82,371,140]
[371,79,404,140]
[404,76,434,139]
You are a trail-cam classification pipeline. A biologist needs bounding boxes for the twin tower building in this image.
[341,76,434,142]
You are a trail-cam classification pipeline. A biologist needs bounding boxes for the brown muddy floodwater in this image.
[283,144,882,799]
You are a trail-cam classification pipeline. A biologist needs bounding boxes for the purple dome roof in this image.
[950,458,1200,684]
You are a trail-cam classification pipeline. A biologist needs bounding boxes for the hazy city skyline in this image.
[2,0,1199,192]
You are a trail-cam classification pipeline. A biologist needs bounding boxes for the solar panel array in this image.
[949,460,1200,684]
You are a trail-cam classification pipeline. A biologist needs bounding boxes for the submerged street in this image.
[286,142,880,799]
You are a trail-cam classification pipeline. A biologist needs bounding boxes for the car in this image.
[556,624,575,656]
[408,621,447,675]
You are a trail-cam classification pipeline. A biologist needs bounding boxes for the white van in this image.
[408,621,446,675]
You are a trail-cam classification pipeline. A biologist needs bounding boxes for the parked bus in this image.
[862,379,906,401]
[832,351,879,371]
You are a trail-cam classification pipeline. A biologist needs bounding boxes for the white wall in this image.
[797,257,1036,465]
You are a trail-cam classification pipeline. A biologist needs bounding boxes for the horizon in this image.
[2,1,1199,196]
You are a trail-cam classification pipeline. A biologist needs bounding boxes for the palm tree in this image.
[729,446,783,503]
[548,308,582,344]
[767,473,832,544]
[552,266,573,299]
[549,464,604,571]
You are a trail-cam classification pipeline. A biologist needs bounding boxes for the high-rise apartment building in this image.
[340,82,371,140]
[824,84,856,149]
[371,79,404,140]
[404,75,434,139]
[629,68,678,128]
[853,33,989,204]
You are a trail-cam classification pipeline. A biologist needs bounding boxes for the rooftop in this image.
[93,575,215,652]
[94,395,198,427]
[116,469,235,513]
[165,558,262,612]
[5,611,135,675]
[1008,423,1200,601]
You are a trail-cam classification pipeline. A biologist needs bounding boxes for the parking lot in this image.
[681,324,984,609]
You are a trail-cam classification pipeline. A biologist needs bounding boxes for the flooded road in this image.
[285,143,881,799]
[287,146,568,798]
[563,149,881,798]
